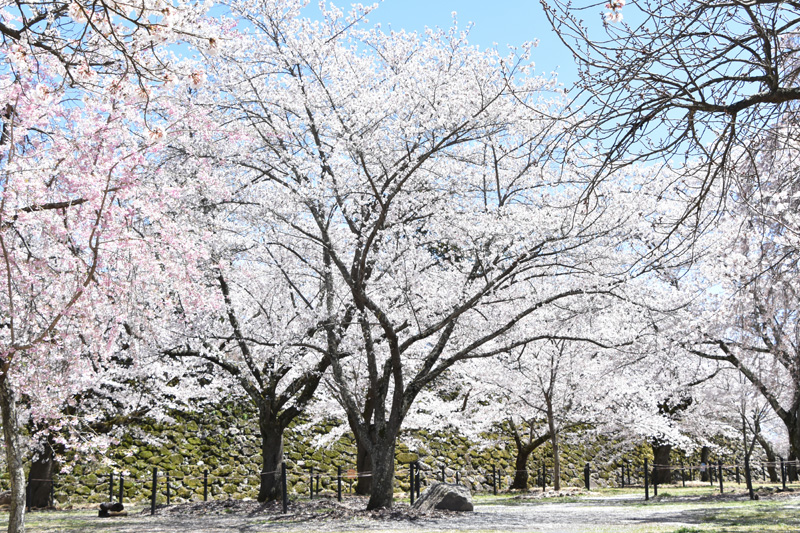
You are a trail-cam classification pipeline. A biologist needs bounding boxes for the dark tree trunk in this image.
[0,378,26,533]
[507,419,549,491]
[257,412,285,503]
[700,446,711,482]
[27,442,55,508]
[756,433,779,482]
[366,440,396,510]
[510,447,533,490]
[354,436,372,495]
[788,417,800,481]
[651,443,672,485]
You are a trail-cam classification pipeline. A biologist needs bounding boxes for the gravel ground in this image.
[13,490,800,533]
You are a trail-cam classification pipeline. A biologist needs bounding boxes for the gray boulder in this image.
[412,482,473,512]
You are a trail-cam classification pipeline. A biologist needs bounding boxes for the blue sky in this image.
[357,0,584,86]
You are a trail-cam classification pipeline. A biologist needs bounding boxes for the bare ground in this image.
[10,487,800,533]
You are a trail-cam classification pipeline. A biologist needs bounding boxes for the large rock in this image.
[412,482,473,512]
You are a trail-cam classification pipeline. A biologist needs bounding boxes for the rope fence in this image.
[18,456,800,512]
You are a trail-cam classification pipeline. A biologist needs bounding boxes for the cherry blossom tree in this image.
[0,1,213,530]
[541,0,800,237]
[185,0,698,509]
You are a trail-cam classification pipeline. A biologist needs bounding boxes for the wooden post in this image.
[204,470,208,502]
[584,463,590,490]
[441,465,445,483]
[736,464,740,484]
[620,463,625,488]
[542,463,546,493]
[627,460,631,486]
[653,464,658,497]
[718,460,723,494]
[166,473,170,506]
[782,458,787,490]
[409,463,415,505]
[281,463,288,514]
[337,466,342,502]
[681,460,686,487]
[109,472,114,502]
[415,462,421,498]
[119,473,124,504]
[150,468,157,516]
[309,467,314,499]
[456,471,460,485]
[492,465,497,495]
[644,458,649,501]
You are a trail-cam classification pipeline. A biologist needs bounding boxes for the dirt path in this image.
[12,498,702,533]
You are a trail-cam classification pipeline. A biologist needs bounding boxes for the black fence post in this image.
[584,463,590,490]
[203,470,208,502]
[653,465,658,497]
[627,460,631,486]
[109,472,114,502]
[456,471,460,485]
[620,463,625,488]
[736,464,740,484]
[316,474,320,495]
[281,463,288,514]
[718,460,724,494]
[681,460,686,487]
[118,473,124,504]
[492,465,497,495]
[409,463,415,505]
[441,465,445,483]
[416,464,421,498]
[541,463,546,493]
[782,458,787,490]
[644,458,649,501]
[309,467,314,499]
[337,466,342,502]
[150,468,157,516]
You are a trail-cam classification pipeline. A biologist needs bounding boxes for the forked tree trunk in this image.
[257,413,285,503]
[366,440,396,510]
[355,437,372,495]
[508,420,550,491]
[510,447,533,490]
[651,443,672,485]
[0,378,26,533]
[27,441,55,509]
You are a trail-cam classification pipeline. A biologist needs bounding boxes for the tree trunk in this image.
[545,398,561,491]
[257,412,285,503]
[510,447,533,490]
[756,434,779,482]
[651,443,672,485]
[787,417,800,482]
[700,446,711,482]
[27,441,54,509]
[366,440,396,510]
[354,436,372,495]
[551,432,561,491]
[0,378,26,533]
